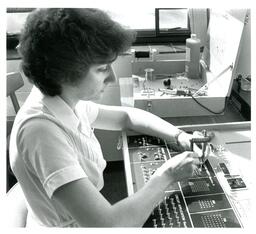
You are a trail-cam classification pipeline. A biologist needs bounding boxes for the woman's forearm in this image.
[125,107,181,142]
[53,173,172,227]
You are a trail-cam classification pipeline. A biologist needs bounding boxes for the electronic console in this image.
[123,124,251,228]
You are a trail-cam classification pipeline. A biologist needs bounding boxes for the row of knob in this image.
[151,196,188,227]
[137,148,166,161]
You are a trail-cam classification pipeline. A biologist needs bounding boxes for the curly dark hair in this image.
[18,8,135,96]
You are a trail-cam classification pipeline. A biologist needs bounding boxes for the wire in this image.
[188,64,233,114]
[189,91,227,114]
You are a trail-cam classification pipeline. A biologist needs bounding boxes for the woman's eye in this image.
[98,65,110,72]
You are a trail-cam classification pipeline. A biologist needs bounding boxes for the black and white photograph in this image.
[3,0,254,230]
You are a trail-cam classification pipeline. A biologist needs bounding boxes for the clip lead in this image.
[201,130,208,167]
[190,130,211,168]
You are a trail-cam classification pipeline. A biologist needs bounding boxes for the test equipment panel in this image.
[122,122,251,228]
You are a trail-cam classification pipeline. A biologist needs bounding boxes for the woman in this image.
[10,8,203,227]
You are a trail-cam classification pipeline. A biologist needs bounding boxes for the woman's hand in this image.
[152,151,201,186]
[170,131,213,162]
[167,131,193,152]
[176,131,193,151]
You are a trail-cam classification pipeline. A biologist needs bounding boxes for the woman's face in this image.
[76,63,115,101]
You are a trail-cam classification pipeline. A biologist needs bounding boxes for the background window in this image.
[101,7,155,30]
[158,8,189,32]
[101,7,191,44]
[6,8,34,50]
[6,7,191,49]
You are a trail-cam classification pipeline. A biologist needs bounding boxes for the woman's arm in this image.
[53,105,201,226]
[52,151,199,227]
[52,174,167,227]
[92,105,192,150]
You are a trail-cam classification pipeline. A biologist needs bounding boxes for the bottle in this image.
[185,34,201,79]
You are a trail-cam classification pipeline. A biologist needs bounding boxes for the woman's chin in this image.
[92,92,104,101]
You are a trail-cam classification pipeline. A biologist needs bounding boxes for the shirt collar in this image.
[31,86,80,130]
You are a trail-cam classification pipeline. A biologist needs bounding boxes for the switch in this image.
[219,163,230,175]
[227,177,246,190]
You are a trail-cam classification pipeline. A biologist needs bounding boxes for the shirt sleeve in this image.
[17,118,88,198]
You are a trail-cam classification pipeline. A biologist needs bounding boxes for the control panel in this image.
[126,133,251,228]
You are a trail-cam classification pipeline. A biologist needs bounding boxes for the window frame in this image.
[133,8,191,45]
[7,8,35,13]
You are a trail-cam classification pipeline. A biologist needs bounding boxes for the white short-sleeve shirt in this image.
[9,86,107,227]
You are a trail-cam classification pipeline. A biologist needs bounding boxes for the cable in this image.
[189,91,227,114]
[188,64,233,115]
